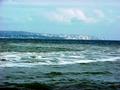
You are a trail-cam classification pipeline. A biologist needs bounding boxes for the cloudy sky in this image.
[0,0,120,40]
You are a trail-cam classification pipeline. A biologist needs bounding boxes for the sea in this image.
[0,39,120,90]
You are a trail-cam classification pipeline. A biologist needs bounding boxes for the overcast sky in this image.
[0,0,120,40]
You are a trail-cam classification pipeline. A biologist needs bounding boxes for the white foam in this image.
[97,57,119,62]
[0,52,120,67]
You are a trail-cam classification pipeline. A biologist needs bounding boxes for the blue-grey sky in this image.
[0,0,120,40]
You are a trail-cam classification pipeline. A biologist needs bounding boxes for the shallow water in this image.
[0,39,120,90]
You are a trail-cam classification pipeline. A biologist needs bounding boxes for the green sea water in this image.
[0,39,120,90]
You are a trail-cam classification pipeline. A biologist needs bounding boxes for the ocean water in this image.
[0,39,120,90]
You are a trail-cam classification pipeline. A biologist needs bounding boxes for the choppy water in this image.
[0,39,120,90]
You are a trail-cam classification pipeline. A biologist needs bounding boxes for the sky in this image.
[0,0,120,40]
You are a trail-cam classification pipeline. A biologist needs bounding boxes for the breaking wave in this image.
[0,52,120,67]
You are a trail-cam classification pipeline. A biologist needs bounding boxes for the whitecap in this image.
[0,52,120,67]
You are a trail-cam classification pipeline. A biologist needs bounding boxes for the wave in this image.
[0,52,120,67]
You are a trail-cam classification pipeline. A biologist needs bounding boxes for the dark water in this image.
[0,39,120,90]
